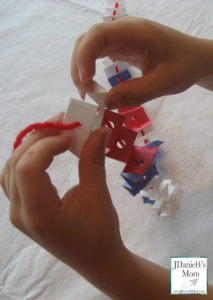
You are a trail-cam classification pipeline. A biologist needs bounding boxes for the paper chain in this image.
[62,0,183,220]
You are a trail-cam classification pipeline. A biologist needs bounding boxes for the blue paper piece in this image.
[147,150,162,171]
[147,140,164,148]
[123,165,158,196]
[108,68,132,87]
[120,172,142,186]
[143,197,155,205]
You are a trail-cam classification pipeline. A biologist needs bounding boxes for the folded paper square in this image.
[85,82,107,131]
[108,68,132,87]
[63,98,98,157]
[120,172,143,186]
[143,197,155,205]
[136,124,154,140]
[105,7,126,16]
[107,0,126,9]
[102,58,115,67]
[123,146,159,174]
[121,106,152,132]
[120,150,161,186]
[102,109,126,150]
[104,61,130,78]
[135,131,160,146]
[102,15,123,22]
[147,140,164,148]
[106,126,137,163]
[123,165,158,196]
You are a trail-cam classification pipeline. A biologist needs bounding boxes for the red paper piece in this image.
[102,109,126,150]
[123,146,159,175]
[106,126,137,163]
[120,106,152,131]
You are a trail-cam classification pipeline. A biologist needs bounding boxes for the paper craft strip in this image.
[139,176,183,219]
[123,146,159,174]
[107,0,126,9]
[103,15,123,22]
[148,150,162,171]
[159,189,183,220]
[120,148,162,186]
[101,0,183,219]
[140,176,161,199]
[120,106,152,132]
[120,171,143,186]
[102,58,115,67]
[85,90,107,131]
[63,98,98,157]
[135,131,160,145]
[106,126,137,163]
[102,109,126,150]
[147,140,164,148]
[123,165,158,196]
[105,8,126,16]
[104,61,130,78]
[143,197,155,205]
[108,68,132,87]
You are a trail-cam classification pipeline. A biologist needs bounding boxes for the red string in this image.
[13,121,81,153]
[140,129,148,144]
[115,66,119,73]
[117,76,122,83]
[133,115,141,128]
[113,10,116,15]
[115,2,118,7]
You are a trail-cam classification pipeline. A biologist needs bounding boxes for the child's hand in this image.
[72,17,212,109]
[0,114,126,283]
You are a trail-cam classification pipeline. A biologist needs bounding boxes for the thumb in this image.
[79,127,111,191]
[105,68,171,109]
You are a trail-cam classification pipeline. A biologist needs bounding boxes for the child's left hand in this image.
[0,113,127,284]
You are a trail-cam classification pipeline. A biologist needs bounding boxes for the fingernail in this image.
[53,112,64,118]
[107,95,124,110]
[78,68,85,82]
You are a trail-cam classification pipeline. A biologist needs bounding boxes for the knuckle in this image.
[16,159,32,177]
[89,23,103,36]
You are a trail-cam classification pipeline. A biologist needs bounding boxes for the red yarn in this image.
[117,76,122,83]
[13,121,81,153]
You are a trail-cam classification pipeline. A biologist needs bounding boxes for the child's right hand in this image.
[71,16,213,109]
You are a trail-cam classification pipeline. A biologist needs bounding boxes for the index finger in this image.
[71,17,147,95]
